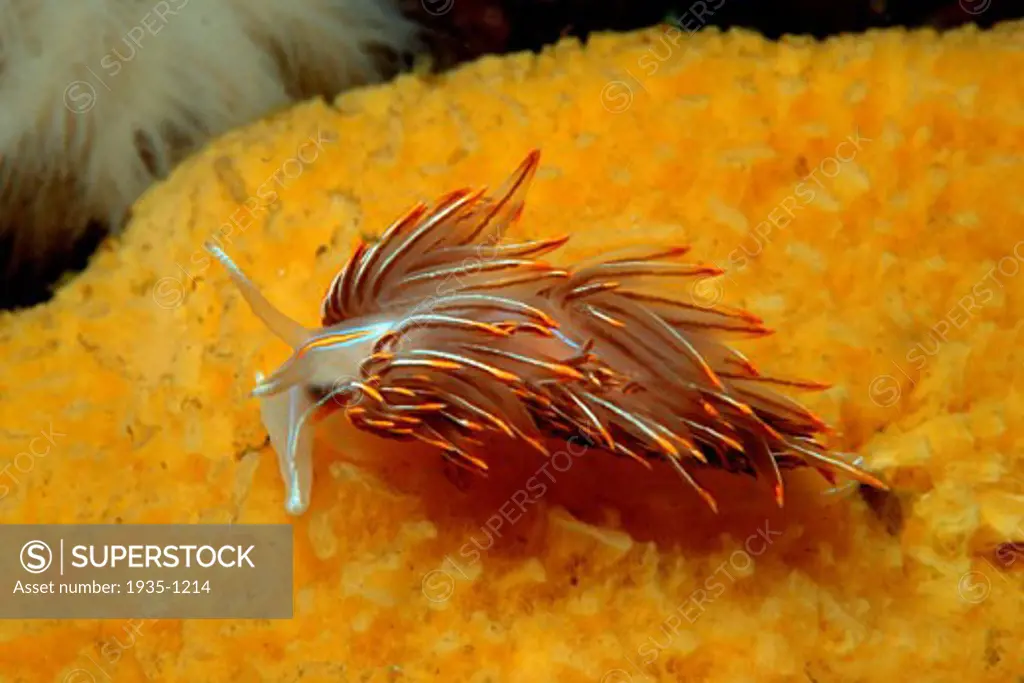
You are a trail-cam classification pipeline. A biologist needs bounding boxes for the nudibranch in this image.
[206,150,887,515]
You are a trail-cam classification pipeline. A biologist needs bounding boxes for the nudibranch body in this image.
[206,150,887,515]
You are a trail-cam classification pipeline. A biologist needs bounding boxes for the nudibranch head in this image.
[205,241,390,514]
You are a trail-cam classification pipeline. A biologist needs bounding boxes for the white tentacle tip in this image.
[284,489,310,516]
[822,455,867,498]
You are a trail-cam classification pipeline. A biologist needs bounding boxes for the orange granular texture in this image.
[2,21,1024,683]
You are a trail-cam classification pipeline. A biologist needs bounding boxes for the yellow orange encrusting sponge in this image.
[2,20,1024,683]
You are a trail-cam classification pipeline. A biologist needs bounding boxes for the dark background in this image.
[402,0,1019,68]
